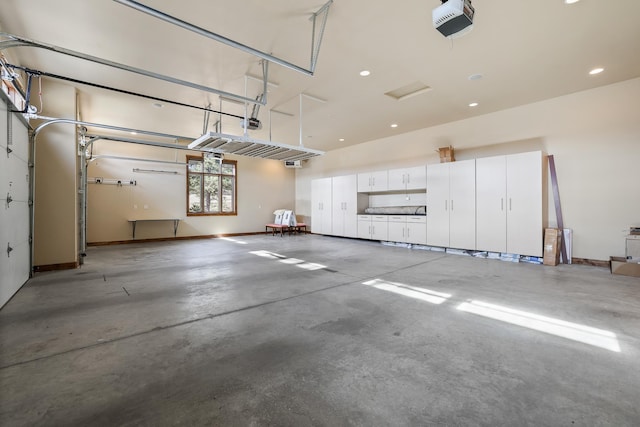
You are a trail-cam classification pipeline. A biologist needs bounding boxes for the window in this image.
[187,155,237,215]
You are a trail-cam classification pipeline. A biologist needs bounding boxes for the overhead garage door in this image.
[0,96,31,308]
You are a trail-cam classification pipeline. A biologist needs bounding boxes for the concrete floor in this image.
[1,235,639,426]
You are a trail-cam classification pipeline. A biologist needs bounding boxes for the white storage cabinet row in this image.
[311,151,544,257]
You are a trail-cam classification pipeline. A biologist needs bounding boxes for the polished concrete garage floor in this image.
[1,235,639,426]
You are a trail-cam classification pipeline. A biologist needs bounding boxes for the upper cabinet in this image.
[388,166,427,191]
[357,170,388,192]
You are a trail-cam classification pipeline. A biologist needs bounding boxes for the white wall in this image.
[87,141,295,242]
[32,81,78,268]
[296,78,640,261]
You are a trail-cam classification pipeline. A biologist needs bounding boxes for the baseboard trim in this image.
[87,232,267,247]
[571,258,609,268]
[33,261,79,272]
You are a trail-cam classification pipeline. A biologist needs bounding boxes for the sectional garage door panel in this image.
[1,98,31,309]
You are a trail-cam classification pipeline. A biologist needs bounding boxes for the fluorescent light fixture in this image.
[339,138,345,142]
[390,123,398,128]
[359,70,371,77]
[469,102,479,107]
[589,67,604,75]
[457,300,621,352]
[565,0,580,4]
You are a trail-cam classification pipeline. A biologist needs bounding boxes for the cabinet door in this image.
[388,217,406,242]
[357,173,371,192]
[406,165,427,190]
[406,217,427,245]
[449,159,476,250]
[357,219,372,239]
[387,169,406,191]
[476,156,507,253]
[370,170,389,192]
[426,163,450,247]
[311,178,332,234]
[371,217,388,241]
[331,175,356,237]
[342,175,359,238]
[506,151,543,256]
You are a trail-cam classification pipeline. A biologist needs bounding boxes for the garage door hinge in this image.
[6,194,12,206]
[6,146,11,156]
[28,199,33,207]
[7,243,13,258]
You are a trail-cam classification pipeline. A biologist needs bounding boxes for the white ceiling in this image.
[1,0,639,153]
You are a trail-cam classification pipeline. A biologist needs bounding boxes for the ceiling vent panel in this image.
[384,82,432,101]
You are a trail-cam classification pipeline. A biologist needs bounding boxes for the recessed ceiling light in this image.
[359,70,371,77]
[152,102,163,108]
[390,123,398,128]
[469,102,479,107]
[589,67,604,75]
[130,131,137,135]
[564,0,580,4]
[468,73,483,81]
[339,138,345,142]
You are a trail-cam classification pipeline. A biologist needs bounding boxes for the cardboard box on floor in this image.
[543,228,561,266]
[610,257,640,278]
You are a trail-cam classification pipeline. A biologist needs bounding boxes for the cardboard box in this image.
[543,228,561,266]
[610,256,640,278]
[438,146,455,163]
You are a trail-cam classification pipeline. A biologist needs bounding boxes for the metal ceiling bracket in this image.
[0,33,264,106]
[112,0,333,76]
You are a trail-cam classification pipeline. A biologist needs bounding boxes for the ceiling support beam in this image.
[0,32,264,106]
[112,0,333,76]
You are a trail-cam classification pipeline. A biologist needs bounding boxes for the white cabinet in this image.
[476,151,544,256]
[388,166,427,191]
[388,215,427,245]
[426,160,476,250]
[357,215,388,241]
[357,170,388,192]
[311,178,332,234]
[331,175,359,238]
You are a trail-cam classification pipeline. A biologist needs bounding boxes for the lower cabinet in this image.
[388,216,427,245]
[357,215,388,241]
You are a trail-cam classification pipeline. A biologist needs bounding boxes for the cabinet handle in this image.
[451,200,454,211]
[407,174,410,184]
[407,227,410,237]
[402,228,405,237]
[501,198,504,211]
[509,198,512,211]
[369,226,371,234]
[369,177,372,187]
[373,177,376,186]
[445,200,448,211]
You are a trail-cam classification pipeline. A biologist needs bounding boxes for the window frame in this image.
[186,154,237,216]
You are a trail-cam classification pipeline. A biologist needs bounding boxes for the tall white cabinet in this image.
[311,177,332,234]
[331,175,359,238]
[476,151,544,256]
[426,160,476,250]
